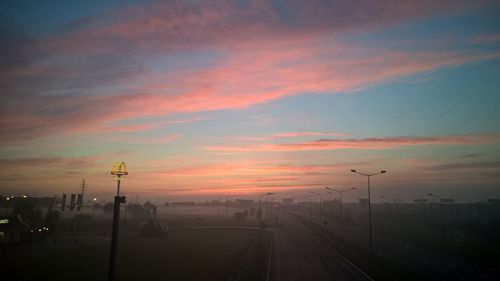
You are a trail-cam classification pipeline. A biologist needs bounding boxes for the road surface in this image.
[270,212,372,281]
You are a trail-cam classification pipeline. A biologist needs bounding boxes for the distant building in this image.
[235,199,255,208]
[0,215,31,244]
[358,198,369,205]
[171,201,195,206]
[413,199,428,204]
[282,198,294,205]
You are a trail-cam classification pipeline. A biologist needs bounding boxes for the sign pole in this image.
[108,162,128,281]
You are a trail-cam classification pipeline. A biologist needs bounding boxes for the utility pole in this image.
[80,179,86,207]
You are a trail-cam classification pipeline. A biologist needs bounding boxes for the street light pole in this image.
[428,193,445,250]
[350,169,386,258]
[265,197,275,225]
[311,190,332,224]
[92,198,97,218]
[259,192,274,227]
[216,197,223,218]
[300,193,308,219]
[326,187,356,239]
[265,196,268,224]
[310,191,321,223]
[302,193,312,222]
[475,196,485,226]
[225,196,229,223]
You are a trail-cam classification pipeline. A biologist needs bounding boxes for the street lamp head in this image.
[427,193,434,197]
[381,170,386,174]
[267,192,274,195]
[350,169,356,173]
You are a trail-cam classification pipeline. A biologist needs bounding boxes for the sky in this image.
[1,0,500,203]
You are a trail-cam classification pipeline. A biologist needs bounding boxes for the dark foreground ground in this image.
[271,212,373,281]
[4,205,498,281]
[1,228,269,281]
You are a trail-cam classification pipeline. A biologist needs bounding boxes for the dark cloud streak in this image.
[424,161,500,171]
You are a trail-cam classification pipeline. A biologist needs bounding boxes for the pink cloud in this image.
[218,131,347,142]
[42,0,485,54]
[272,132,347,138]
[205,134,500,152]
[1,0,498,145]
[2,46,499,145]
[100,123,158,133]
[110,134,181,145]
[0,156,100,170]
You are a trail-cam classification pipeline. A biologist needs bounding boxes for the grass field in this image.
[3,228,268,281]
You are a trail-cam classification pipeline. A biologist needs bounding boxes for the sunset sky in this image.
[1,0,500,202]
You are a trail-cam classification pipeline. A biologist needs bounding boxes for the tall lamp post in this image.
[225,195,229,222]
[325,187,356,239]
[310,191,331,224]
[295,193,307,217]
[350,169,386,258]
[259,192,274,226]
[299,193,307,218]
[214,197,224,218]
[428,193,445,250]
[302,193,309,219]
[302,193,313,221]
[266,198,277,224]
[92,197,97,218]
[108,162,128,281]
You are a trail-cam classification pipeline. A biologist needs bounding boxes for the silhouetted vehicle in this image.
[234,210,248,223]
[139,220,167,237]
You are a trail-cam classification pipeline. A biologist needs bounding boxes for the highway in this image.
[270,212,372,281]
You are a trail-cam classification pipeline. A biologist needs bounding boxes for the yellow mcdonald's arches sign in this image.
[111,161,128,175]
